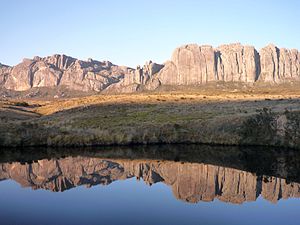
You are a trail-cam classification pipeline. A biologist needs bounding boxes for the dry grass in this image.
[1,84,300,148]
[25,90,300,116]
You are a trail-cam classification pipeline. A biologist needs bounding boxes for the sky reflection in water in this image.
[0,145,299,225]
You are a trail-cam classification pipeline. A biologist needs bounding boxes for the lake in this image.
[0,145,299,225]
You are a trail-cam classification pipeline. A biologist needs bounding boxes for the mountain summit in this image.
[1,43,299,94]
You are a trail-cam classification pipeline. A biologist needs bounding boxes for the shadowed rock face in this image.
[0,156,299,204]
[1,43,300,93]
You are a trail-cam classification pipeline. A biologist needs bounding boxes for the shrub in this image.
[14,102,29,107]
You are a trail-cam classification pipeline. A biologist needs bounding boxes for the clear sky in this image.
[1,0,299,67]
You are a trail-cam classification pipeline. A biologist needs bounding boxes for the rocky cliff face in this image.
[155,43,300,87]
[3,55,131,92]
[157,43,259,85]
[104,60,164,93]
[259,44,300,82]
[1,43,300,94]
[0,63,12,86]
[0,157,299,204]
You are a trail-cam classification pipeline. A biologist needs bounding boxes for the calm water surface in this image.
[0,145,299,225]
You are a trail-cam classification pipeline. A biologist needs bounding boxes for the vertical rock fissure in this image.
[1,43,300,92]
[255,50,261,81]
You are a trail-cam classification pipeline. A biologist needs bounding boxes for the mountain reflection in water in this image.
[0,145,300,204]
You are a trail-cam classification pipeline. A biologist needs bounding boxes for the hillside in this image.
[1,83,300,148]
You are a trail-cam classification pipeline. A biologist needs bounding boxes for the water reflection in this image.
[1,145,300,204]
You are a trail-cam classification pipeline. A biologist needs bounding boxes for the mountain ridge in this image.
[0,43,299,95]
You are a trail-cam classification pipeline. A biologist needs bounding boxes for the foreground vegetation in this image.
[1,84,300,148]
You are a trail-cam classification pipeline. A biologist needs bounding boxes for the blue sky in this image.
[0,0,299,67]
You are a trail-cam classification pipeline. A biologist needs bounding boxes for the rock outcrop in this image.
[158,44,217,85]
[259,44,300,82]
[3,55,131,92]
[0,63,11,86]
[154,43,299,87]
[1,43,300,94]
[0,157,299,204]
[217,44,260,82]
[105,60,164,93]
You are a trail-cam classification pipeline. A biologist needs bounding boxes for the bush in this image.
[14,102,29,107]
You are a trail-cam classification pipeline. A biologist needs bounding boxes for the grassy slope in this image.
[1,84,300,148]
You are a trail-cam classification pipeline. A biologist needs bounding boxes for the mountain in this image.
[155,43,299,85]
[1,55,132,92]
[0,43,300,95]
